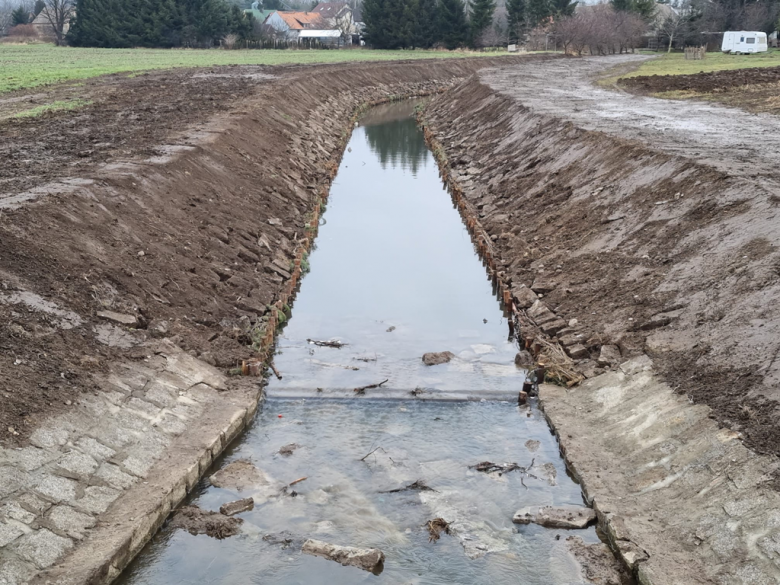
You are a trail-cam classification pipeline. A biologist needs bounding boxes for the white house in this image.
[263,11,325,40]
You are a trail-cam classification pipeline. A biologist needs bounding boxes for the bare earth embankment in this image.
[423,54,780,584]
[0,54,555,584]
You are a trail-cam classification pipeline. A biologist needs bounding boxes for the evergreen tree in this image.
[631,0,655,19]
[525,0,551,26]
[506,0,525,41]
[611,0,654,19]
[362,0,390,47]
[469,0,494,45]
[69,0,249,46]
[33,0,45,15]
[414,0,439,47]
[11,5,29,24]
[438,0,467,48]
[551,0,575,17]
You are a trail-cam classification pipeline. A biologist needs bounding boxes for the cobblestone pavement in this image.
[0,341,242,585]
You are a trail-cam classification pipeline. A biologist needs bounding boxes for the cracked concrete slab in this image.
[540,356,780,584]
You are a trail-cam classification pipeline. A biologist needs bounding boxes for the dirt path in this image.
[484,55,780,193]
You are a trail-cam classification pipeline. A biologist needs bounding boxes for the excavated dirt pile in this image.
[424,73,780,462]
[0,55,556,446]
[619,65,780,94]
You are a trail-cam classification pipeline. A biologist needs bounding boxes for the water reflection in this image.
[364,116,429,176]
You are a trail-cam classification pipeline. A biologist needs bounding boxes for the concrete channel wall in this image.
[0,56,558,585]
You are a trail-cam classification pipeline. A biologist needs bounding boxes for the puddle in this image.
[117,101,597,584]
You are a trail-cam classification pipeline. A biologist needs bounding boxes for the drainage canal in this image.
[117,101,600,584]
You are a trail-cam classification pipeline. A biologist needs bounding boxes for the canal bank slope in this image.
[423,57,780,584]
[0,55,557,585]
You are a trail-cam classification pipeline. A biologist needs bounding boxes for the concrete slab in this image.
[540,356,780,585]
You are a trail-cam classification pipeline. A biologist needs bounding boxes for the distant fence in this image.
[224,38,342,50]
[684,45,707,60]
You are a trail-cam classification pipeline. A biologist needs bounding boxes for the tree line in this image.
[362,0,576,48]
[67,0,252,47]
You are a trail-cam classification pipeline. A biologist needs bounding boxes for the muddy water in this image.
[118,101,598,584]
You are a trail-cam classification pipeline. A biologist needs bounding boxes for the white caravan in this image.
[721,31,768,54]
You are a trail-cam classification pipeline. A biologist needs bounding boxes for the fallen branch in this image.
[280,476,308,497]
[360,446,386,461]
[354,379,388,395]
[307,338,347,348]
[270,362,283,380]
[379,480,436,494]
[470,458,535,481]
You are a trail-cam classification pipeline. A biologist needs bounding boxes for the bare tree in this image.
[0,0,18,35]
[40,0,74,45]
[326,10,354,45]
[658,10,682,52]
[555,5,646,56]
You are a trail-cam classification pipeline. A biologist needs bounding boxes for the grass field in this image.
[620,48,780,78]
[0,44,508,94]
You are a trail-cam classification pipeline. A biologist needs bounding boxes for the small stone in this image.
[210,460,270,492]
[531,279,556,294]
[566,536,631,585]
[513,505,596,529]
[514,350,534,368]
[97,310,138,327]
[278,443,299,457]
[169,505,242,539]
[422,352,455,366]
[302,539,385,574]
[513,286,538,309]
[524,439,541,452]
[219,497,255,516]
[597,345,621,367]
[568,318,578,327]
[149,320,169,338]
[565,344,589,360]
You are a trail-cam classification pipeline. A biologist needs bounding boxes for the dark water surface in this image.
[117,101,596,585]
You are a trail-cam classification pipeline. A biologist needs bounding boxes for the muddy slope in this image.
[424,72,780,461]
[0,55,556,446]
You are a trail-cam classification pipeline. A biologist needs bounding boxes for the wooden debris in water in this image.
[307,338,347,348]
[470,459,539,488]
[379,480,436,494]
[354,379,388,394]
[426,518,451,542]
